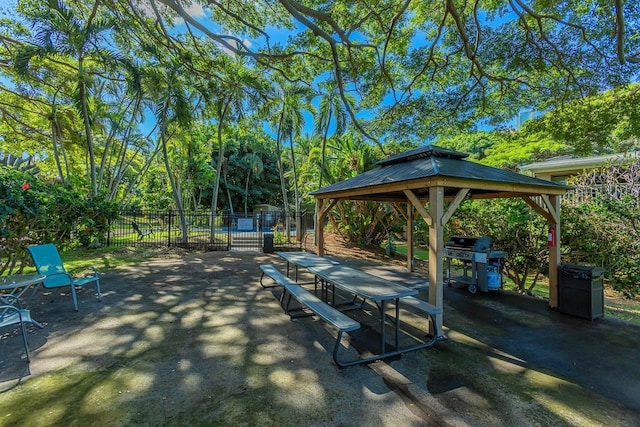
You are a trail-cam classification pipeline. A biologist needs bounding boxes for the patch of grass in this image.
[60,245,194,272]
[388,241,430,260]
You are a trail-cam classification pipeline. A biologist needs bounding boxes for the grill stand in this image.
[444,236,507,294]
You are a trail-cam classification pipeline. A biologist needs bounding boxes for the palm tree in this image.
[314,80,350,189]
[268,79,315,241]
[243,153,264,217]
[142,60,198,240]
[208,56,269,235]
[14,0,128,196]
[329,133,374,180]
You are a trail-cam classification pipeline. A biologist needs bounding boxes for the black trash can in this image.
[263,233,274,253]
[559,264,605,320]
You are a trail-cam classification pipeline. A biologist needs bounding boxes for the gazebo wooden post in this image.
[548,195,561,308]
[523,194,563,308]
[316,198,325,256]
[428,186,444,335]
[407,203,414,271]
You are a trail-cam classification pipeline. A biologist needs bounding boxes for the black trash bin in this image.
[559,264,604,320]
[263,233,274,253]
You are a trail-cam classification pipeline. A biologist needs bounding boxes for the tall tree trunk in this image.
[314,109,332,245]
[210,100,229,238]
[50,116,66,186]
[160,116,187,241]
[319,109,332,190]
[289,137,299,242]
[99,97,137,194]
[50,90,66,185]
[275,112,290,239]
[223,175,235,216]
[78,58,97,196]
[244,168,252,217]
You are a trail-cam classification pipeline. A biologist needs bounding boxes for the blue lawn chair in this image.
[26,244,102,311]
[0,295,42,362]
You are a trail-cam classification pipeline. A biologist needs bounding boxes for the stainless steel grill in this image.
[444,236,507,294]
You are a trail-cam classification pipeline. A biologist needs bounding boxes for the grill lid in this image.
[445,236,492,253]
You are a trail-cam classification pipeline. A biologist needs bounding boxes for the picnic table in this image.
[264,252,443,366]
[276,251,339,282]
[307,263,441,366]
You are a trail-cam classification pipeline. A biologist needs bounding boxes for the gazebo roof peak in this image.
[311,143,571,200]
[378,144,469,166]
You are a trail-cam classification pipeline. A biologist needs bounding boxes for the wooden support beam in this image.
[392,202,408,221]
[316,199,325,256]
[442,188,469,226]
[547,195,561,308]
[521,195,562,308]
[404,189,432,226]
[541,194,560,224]
[319,198,339,219]
[522,196,555,224]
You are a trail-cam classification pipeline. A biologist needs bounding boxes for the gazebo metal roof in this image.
[312,145,571,201]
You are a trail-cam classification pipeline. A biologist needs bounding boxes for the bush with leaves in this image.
[0,168,118,274]
[328,201,402,248]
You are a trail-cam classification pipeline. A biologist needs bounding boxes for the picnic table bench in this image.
[259,264,361,367]
[398,296,443,347]
[275,251,339,283]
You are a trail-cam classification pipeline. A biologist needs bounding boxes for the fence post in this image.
[226,211,231,249]
[168,210,173,248]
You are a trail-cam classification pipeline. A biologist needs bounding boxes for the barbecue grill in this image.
[444,236,507,294]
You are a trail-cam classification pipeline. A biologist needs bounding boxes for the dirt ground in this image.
[1,235,639,426]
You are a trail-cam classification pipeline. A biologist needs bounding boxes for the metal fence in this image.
[107,209,312,252]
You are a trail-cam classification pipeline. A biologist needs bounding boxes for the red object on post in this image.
[548,227,556,246]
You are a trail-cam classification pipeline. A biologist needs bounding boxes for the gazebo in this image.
[311,145,571,333]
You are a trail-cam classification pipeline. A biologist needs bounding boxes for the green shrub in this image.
[0,168,118,273]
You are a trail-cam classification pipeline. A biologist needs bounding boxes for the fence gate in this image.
[230,214,264,252]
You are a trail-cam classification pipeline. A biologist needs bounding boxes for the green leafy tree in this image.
[14,0,136,196]
[208,56,268,218]
[1,167,118,273]
[439,131,570,169]
[153,1,638,143]
[521,84,640,155]
[314,80,349,189]
[142,58,198,240]
[243,153,263,217]
[267,79,314,240]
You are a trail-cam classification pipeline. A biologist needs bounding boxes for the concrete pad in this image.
[0,250,638,426]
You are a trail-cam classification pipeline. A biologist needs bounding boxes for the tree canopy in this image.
[1,0,639,211]
[146,0,639,143]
